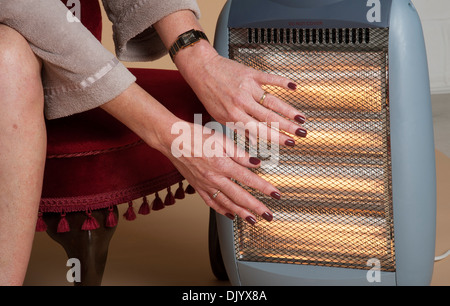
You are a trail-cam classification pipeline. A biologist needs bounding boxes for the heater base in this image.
[235,261,396,286]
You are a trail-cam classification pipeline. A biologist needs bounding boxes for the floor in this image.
[23,94,450,286]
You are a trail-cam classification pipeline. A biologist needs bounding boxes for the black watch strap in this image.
[169,29,209,60]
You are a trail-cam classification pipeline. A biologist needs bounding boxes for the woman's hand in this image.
[161,121,281,224]
[154,11,307,147]
[176,45,307,147]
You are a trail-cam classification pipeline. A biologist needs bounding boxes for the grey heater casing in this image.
[213,0,436,286]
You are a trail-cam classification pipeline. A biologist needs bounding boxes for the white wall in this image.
[413,0,450,94]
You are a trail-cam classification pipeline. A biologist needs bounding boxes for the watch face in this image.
[181,31,198,45]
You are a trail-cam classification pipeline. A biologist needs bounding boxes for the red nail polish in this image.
[270,192,281,200]
[249,157,261,165]
[225,213,235,220]
[288,82,297,90]
[262,212,273,222]
[285,139,295,147]
[245,216,257,225]
[294,115,306,124]
[295,128,307,137]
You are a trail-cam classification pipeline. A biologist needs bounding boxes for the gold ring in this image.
[212,190,221,199]
[259,91,268,105]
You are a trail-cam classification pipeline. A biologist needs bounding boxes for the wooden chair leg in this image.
[43,206,118,286]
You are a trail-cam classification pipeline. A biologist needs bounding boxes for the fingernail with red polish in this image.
[249,157,261,165]
[226,213,235,220]
[285,139,295,147]
[245,216,257,226]
[294,115,306,124]
[295,128,307,137]
[262,212,273,222]
[270,192,281,200]
[288,82,297,90]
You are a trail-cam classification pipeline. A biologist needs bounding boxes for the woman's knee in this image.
[0,24,40,67]
[0,24,43,107]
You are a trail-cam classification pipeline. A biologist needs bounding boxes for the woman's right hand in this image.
[158,121,281,225]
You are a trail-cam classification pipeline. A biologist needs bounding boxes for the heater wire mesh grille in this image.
[229,27,395,272]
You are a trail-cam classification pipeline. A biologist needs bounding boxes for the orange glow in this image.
[264,82,384,112]
[298,130,383,151]
[260,174,383,194]
[238,212,393,259]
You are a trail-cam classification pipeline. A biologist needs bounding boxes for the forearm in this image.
[102,11,215,158]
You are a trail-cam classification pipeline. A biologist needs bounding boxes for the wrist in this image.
[169,29,210,61]
[173,39,219,83]
[142,115,181,157]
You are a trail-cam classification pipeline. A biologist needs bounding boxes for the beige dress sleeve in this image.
[102,0,201,61]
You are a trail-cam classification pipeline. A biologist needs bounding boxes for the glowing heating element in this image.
[230,27,395,271]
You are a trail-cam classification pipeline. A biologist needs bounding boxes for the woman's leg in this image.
[0,25,47,285]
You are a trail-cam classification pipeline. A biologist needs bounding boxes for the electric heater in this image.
[209,0,436,286]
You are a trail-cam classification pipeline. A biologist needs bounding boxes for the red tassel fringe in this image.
[82,211,100,231]
[152,192,165,211]
[106,206,118,228]
[138,196,151,215]
[185,184,196,194]
[123,201,136,221]
[36,181,193,232]
[35,212,47,232]
[57,212,70,233]
[174,182,185,199]
[164,187,175,206]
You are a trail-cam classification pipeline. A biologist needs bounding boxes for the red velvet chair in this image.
[35,0,208,285]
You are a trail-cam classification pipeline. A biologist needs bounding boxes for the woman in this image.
[0,0,306,285]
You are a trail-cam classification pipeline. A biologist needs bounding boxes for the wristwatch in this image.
[169,29,209,60]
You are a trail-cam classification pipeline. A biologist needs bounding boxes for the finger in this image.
[199,187,259,225]
[255,71,298,92]
[249,96,308,139]
[229,166,282,203]
[254,89,307,125]
[226,144,262,169]
[197,189,235,220]
[214,152,277,199]
[205,183,271,226]
[230,112,297,148]
[206,188,262,224]
[218,177,274,223]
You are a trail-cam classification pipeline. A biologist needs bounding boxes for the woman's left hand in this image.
[175,42,307,147]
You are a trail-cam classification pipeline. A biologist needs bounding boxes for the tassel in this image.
[164,187,175,206]
[138,196,151,215]
[81,211,100,231]
[106,206,118,228]
[185,184,196,194]
[35,212,47,232]
[174,182,185,199]
[123,201,136,221]
[152,192,165,211]
[57,212,70,233]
